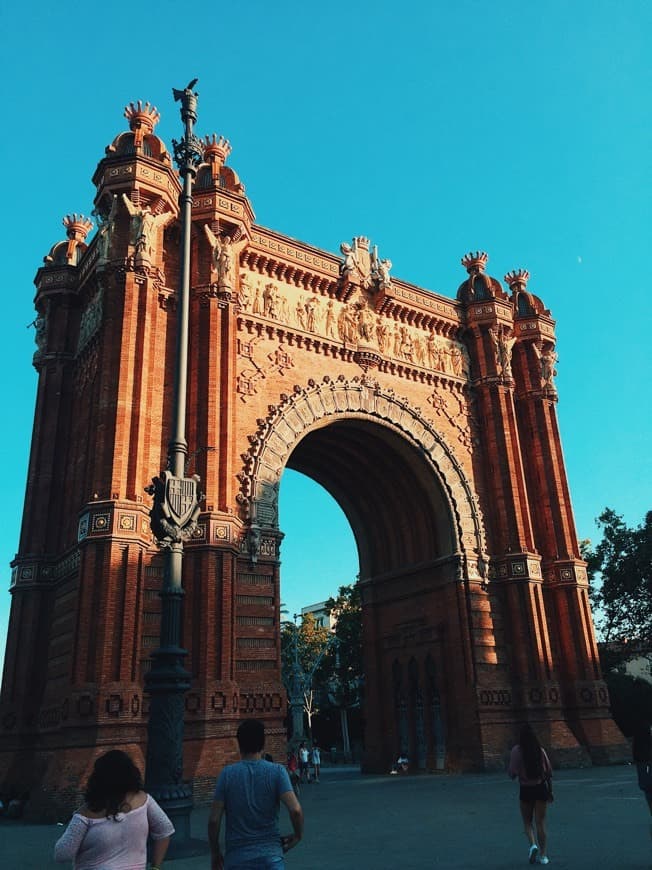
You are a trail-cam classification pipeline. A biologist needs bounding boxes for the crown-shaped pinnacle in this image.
[124,100,161,133]
[124,101,160,149]
[203,134,232,165]
[461,251,489,274]
[63,214,93,241]
[504,269,530,291]
[354,236,370,250]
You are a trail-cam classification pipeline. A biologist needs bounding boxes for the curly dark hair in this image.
[519,723,544,780]
[84,750,143,818]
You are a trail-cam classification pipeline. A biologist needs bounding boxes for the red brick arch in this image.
[1,105,628,816]
[238,374,489,583]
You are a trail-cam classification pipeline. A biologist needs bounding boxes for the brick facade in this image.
[0,104,626,817]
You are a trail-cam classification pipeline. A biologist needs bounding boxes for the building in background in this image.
[300,602,336,631]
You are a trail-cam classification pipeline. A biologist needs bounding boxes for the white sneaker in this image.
[536,858,550,866]
[528,844,539,864]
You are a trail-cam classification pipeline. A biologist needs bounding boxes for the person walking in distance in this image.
[208,719,304,870]
[508,723,553,865]
[54,750,174,869]
[311,742,321,783]
[298,742,310,783]
[286,747,300,797]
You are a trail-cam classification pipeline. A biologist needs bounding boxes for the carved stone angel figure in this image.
[237,272,252,311]
[95,194,118,263]
[204,226,248,294]
[340,242,358,280]
[533,344,558,389]
[34,311,47,352]
[122,194,174,261]
[489,326,516,379]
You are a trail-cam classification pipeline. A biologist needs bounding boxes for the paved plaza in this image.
[2,764,650,869]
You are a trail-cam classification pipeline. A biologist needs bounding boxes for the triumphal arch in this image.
[0,101,625,813]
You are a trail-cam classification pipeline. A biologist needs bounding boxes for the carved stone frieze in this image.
[237,267,470,381]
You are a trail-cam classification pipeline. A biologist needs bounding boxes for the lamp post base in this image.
[149,781,209,860]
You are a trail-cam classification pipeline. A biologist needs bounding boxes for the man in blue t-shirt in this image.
[208,719,304,870]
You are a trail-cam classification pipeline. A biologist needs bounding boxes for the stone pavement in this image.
[2,764,651,869]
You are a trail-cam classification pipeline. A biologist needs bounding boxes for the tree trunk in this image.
[340,707,351,757]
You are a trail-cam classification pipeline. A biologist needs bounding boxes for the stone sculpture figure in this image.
[252,285,262,315]
[339,237,372,288]
[541,348,557,387]
[426,332,437,368]
[237,272,252,311]
[279,294,289,323]
[312,298,323,332]
[262,283,273,316]
[533,344,558,388]
[357,302,376,342]
[34,311,47,352]
[340,243,358,281]
[270,286,281,319]
[337,303,357,343]
[371,245,392,291]
[265,284,280,320]
[489,326,516,379]
[95,195,118,263]
[203,226,248,295]
[393,323,402,357]
[399,327,414,362]
[295,297,306,330]
[450,345,463,377]
[414,336,425,366]
[377,317,390,353]
[326,299,337,338]
[305,296,318,332]
[122,194,174,261]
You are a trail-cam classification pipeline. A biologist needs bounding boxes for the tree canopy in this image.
[324,583,363,708]
[584,508,652,645]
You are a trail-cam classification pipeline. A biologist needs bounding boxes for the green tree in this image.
[584,508,652,644]
[323,584,363,755]
[281,613,331,736]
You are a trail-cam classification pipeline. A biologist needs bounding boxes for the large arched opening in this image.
[242,376,491,772]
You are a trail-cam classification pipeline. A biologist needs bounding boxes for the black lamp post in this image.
[144,79,205,856]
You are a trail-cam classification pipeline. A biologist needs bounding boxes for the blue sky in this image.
[0,1,650,662]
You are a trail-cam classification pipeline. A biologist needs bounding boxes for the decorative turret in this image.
[504,268,551,318]
[103,100,172,167]
[44,214,93,266]
[195,133,245,194]
[457,251,507,303]
[92,101,180,255]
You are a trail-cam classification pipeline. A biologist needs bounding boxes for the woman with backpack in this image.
[508,723,553,865]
